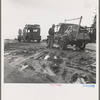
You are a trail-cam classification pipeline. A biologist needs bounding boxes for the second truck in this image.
[22,24,41,43]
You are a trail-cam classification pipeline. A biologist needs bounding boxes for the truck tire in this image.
[78,43,86,50]
[59,39,66,50]
[18,37,21,43]
[37,40,40,43]
[26,36,30,43]
[27,39,30,43]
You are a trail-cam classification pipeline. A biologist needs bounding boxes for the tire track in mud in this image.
[4,41,96,83]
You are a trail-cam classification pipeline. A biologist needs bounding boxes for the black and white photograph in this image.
[3,0,97,84]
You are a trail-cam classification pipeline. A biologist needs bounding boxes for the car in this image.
[47,16,91,50]
[23,24,41,43]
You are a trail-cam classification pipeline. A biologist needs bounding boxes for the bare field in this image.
[4,39,96,83]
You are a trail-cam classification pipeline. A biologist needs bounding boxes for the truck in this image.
[47,16,91,50]
[23,24,41,43]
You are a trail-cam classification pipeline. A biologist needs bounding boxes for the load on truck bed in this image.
[23,24,41,43]
[52,16,91,50]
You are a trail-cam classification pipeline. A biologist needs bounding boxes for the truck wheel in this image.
[46,38,48,45]
[59,39,66,50]
[26,36,30,43]
[27,39,30,43]
[78,43,86,50]
[37,40,40,43]
[46,36,50,45]
[18,37,21,43]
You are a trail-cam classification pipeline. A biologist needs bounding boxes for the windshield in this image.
[27,28,39,33]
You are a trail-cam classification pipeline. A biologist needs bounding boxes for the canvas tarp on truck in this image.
[56,24,90,42]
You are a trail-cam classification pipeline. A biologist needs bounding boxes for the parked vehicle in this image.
[47,16,91,50]
[23,24,41,43]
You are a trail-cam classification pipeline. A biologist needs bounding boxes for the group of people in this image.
[18,28,27,43]
[18,29,22,42]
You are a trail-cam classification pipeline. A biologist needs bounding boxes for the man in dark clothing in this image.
[18,29,22,43]
[47,24,55,48]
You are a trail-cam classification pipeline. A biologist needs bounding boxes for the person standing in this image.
[47,24,55,48]
[18,29,22,43]
[23,28,27,42]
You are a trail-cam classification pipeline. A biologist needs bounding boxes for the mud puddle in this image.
[4,41,96,83]
[5,49,96,83]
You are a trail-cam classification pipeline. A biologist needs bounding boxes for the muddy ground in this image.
[4,40,96,84]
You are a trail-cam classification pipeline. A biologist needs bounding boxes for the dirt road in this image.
[4,40,96,83]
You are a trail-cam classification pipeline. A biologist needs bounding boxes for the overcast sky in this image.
[2,0,97,39]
